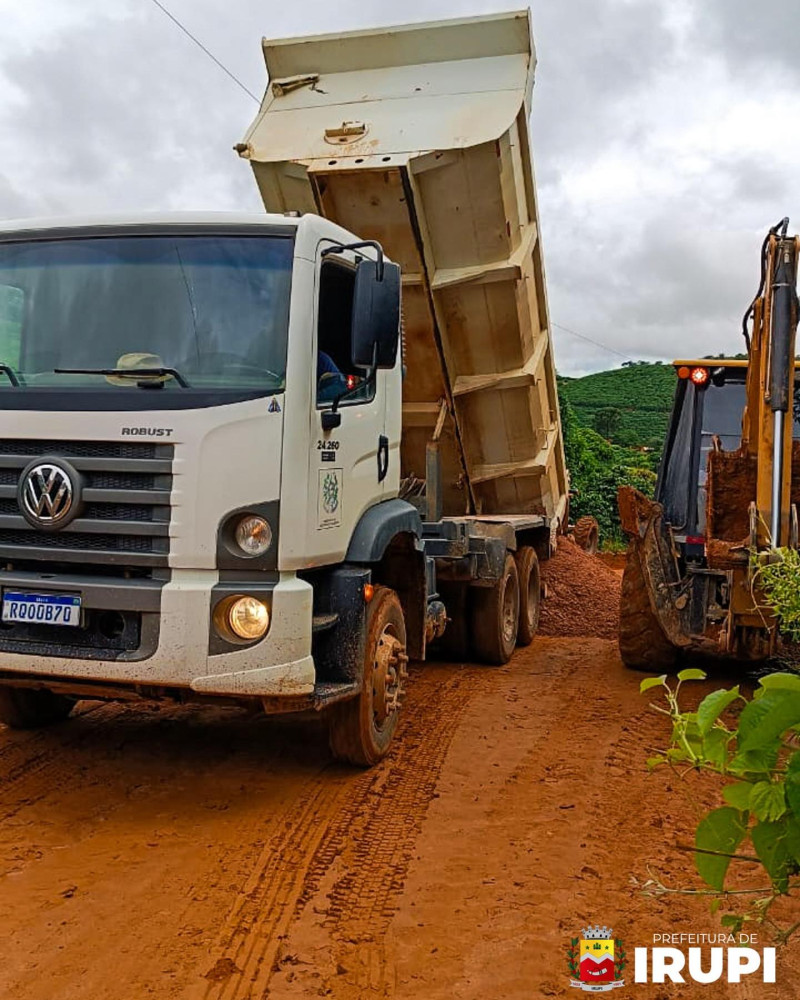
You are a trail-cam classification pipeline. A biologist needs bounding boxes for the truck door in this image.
[305,251,387,564]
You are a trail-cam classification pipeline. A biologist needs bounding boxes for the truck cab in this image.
[0,214,408,751]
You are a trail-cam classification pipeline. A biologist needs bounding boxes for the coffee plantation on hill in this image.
[559,360,676,451]
[558,361,677,545]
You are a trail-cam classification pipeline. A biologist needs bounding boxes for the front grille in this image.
[0,499,155,521]
[0,439,159,459]
[85,471,157,491]
[0,529,159,552]
[0,439,173,573]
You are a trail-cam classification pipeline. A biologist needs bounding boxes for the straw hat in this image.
[105,352,169,386]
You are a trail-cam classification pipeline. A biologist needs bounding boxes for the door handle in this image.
[377,435,389,482]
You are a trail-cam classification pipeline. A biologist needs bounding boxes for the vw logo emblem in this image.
[17,460,82,530]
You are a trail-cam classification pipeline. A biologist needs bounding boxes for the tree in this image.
[594,407,622,441]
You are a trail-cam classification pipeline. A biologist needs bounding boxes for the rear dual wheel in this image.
[470,547,542,664]
[471,554,520,665]
[514,546,541,647]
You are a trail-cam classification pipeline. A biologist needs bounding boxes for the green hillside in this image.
[559,361,677,450]
[558,361,680,545]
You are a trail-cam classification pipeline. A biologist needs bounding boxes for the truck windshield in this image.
[0,233,293,392]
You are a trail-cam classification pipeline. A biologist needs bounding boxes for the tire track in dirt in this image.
[0,702,343,1000]
[0,702,130,821]
[290,671,478,997]
[189,777,346,1000]
[191,667,483,1000]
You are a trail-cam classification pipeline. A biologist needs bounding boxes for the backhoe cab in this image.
[619,220,800,670]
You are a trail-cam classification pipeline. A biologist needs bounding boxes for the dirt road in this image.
[2,633,798,1000]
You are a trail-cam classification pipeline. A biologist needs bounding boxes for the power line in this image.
[138,3,644,369]
[145,0,260,104]
[551,321,634,362]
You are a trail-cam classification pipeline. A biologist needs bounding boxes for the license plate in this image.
[2,592,81,627]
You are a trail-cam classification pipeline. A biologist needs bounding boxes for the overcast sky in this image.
[0,0,797,375]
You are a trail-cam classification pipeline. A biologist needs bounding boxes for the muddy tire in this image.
[573,516,599,555]
[470,553,520,665]
[0,687,75,729]
[328,586,408,767]
[618,545,677,672]
[514,546,541,647]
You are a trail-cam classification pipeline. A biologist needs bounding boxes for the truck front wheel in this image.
[470,553,520,665]
[328,585,408,767]
[0,687,75,729]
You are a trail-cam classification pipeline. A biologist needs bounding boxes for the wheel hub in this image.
[502,579,518,644]
[372,631,408,725]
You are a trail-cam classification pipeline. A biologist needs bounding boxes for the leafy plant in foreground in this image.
[751,547,800,643]
[642,668,800,942]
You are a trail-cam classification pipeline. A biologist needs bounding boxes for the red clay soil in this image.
[597,551,626,572]
[4,644,797,1000]
[539,537,621,639]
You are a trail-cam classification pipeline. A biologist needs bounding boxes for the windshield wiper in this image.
[54,367,191,388]
[0,364,22,387]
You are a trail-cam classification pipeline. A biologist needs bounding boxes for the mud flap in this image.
[310,566,369,685]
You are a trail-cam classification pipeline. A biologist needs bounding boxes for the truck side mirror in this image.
[351,259,401,369]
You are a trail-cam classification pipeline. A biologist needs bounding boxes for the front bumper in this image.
[0,571,315,698]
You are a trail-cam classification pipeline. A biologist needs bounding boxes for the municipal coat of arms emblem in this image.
[567,924,626,992]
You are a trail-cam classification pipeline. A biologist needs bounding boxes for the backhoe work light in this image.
[690,366,709,386]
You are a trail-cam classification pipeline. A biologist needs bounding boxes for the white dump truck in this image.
[0,11,567,763]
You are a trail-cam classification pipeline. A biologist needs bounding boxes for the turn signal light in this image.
[677,366,690,379]
[235,515,272,557]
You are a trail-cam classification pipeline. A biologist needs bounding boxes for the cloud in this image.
[0,5,261,217]
[697,0,800,81]
[530,1,800,373]
[0,0,797,376]
[530,0,677,180]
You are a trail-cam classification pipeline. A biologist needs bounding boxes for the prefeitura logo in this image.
[567,924,626,992]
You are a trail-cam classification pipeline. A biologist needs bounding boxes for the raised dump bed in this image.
[239,10,568,523]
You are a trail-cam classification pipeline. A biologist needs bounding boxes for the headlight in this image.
[235,515,272,557]
[226,596,270,640]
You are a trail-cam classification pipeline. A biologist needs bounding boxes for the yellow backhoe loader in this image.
[619,219,800,669]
